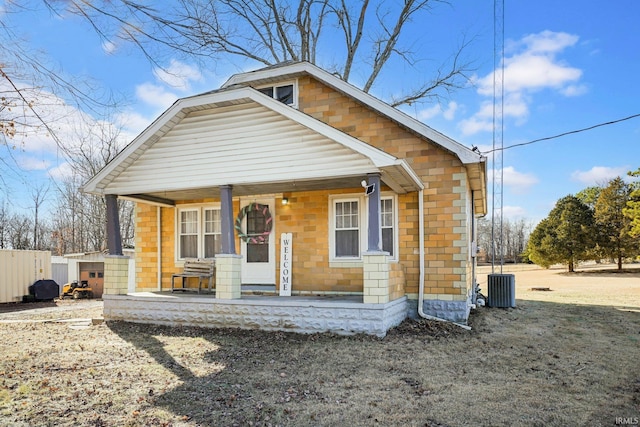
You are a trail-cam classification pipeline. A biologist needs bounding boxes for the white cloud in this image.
[417,104,441,121]
[570,166,629,185]
[489,166,538,194]
[417,101,458,121]
[442,101,458,120]
[47,162,73,180]
[503,93,529,120]
[560,84,588,97]
[460,116,493,136]
[463,30,585,136]
[17,156,51,171]
[153,59,203,92]
[116,110,153,137]
[135,82,179,109]
[517,30,579,55]
[102,40,117,55]
[501,205,528,219]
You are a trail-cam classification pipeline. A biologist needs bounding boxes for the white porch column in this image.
[103,255,130,295]
[363,251,390,304]
[215,254,242,299]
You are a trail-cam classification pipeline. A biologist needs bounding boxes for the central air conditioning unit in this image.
[487,273,516,308]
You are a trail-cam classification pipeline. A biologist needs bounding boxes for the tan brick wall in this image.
[134,203,159,292]
[299,76,471,299]
[277,189,363,293]
[389,263,406,301]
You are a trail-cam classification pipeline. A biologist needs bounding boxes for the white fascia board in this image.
[224,62,483,165]
[395,159,425,190]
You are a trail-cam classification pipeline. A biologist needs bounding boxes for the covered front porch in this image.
[83,82,432,336]
[103,291,409,337]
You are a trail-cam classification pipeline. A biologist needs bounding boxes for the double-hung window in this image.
[178,209,198,259]
[177,206,221,260]
[330,194,397,262]
[335,200,360,258]
[203,208,221,258]
[381,197,395,257]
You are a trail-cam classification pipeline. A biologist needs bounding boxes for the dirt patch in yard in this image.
[1,265,639,426]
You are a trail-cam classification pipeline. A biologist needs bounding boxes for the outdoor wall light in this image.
[282,197,289,205]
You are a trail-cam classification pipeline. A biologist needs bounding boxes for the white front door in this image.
[240,198,276,284]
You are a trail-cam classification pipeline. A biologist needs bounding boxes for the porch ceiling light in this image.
[282,197,289,205]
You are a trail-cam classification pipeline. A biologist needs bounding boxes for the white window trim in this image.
[328,192,398,264]
[175,203,221,262]
[256,79,298,108]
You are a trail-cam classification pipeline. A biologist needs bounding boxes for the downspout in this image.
[157,206,162,291]
[417,189,472,331]
[471,192,478,307]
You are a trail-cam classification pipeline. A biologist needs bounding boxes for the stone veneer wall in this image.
[103,294,408,338]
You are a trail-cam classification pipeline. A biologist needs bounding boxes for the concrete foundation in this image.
[103,293,408,338]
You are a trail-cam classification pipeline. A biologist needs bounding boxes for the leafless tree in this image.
[478,217,533,264]
[39,0,475,107]
[0,200,9,249]
[0,4,132,254]
[49,118,135,255]
[30,183,50,250]
[8,214,32,250]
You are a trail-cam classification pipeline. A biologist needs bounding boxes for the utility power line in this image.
[483,113,640,155]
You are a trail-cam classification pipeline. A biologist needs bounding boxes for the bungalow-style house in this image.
[83,61,486,337]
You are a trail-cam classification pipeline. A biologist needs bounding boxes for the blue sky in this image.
[1,0,639,224]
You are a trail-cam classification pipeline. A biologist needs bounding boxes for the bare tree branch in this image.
[38,0,473,106]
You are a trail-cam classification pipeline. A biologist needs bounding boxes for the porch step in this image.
[241,284,277,296]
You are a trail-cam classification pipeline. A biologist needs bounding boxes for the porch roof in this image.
[82,86,423,205]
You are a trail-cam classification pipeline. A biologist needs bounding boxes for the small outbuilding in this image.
[64,250,136,298]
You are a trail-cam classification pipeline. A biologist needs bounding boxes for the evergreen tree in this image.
[526,195,595,272]
[624,168,640,238]
[595,177,638,269]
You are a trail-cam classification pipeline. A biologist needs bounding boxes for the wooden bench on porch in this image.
[171,258,216,294]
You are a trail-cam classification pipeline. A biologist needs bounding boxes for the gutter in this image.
[417,189,472,331]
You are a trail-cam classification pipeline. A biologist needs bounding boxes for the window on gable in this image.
[177,206,221,260]
[258,83,296,106]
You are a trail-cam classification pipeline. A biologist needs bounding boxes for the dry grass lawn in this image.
[0,263,638,426]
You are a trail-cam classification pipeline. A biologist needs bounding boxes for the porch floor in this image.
[103,292,408,337]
